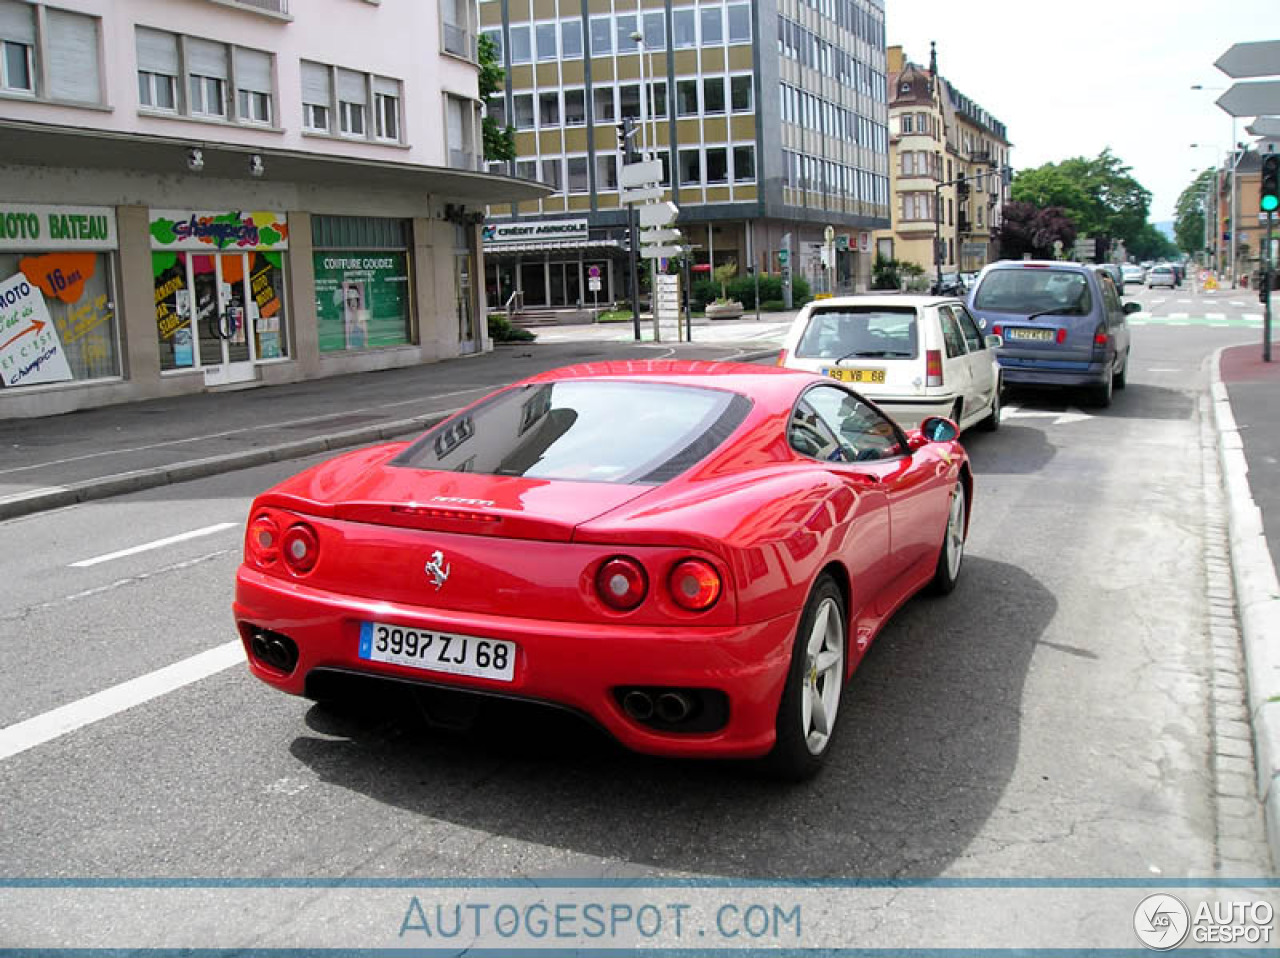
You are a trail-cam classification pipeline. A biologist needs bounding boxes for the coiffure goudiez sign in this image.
[482,219,589,245]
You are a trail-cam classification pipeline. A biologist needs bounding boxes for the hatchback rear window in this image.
[973,269,1093,315]
[794,306,919,360]
[392,381,751,484]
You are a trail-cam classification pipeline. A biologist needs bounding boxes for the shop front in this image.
[0,203,121,393]
[150,210,290,387]
[482,218,622,310]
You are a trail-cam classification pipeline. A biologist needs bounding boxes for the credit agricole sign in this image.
[482,219,589,245]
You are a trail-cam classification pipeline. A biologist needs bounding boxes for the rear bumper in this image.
[997,357,1108,388]
[234,567,800,759]
[872,396,958,431]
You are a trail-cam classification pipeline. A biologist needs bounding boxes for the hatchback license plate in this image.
[1007,328,1054,342]
[823,367,886,384]
[358,622,515,682]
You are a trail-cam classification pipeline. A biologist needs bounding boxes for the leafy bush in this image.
[760,299,787,311]
[718,274,811,309]
[487,313,536,343]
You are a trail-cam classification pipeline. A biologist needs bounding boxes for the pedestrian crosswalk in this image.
[1128,312,1262,327]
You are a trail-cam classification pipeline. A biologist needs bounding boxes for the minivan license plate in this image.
[824,368,886,384]
[1007,328,1054,342]
[358,622,515,682]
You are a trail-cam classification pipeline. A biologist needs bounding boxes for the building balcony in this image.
[443,22,478,61]
[206,0,290,16]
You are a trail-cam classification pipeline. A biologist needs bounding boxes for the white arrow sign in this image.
[1216,80,1280,118]
[1215,40,1280,80]
[619,160,663,188]
[638,201,679,228]
[641,228,682,243]
[1246,116,1280,137]
[621,186,664,205]
[640,245,683,259]
[1003,404,1092,426]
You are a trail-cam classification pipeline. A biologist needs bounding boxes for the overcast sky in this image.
[888,0,1277,222]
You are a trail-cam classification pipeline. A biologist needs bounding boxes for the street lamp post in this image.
[1191,85,1241,285]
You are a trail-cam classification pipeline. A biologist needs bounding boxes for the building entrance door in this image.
[192,252,256,386]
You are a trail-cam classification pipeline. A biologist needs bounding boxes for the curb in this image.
[1210,347,1280,870]
[0,412,448,523]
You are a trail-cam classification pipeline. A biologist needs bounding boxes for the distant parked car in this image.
[1122,264,1145,285]
[779,294,1002,433]
[1095,264,1125,294]
[966,260,1136,408]
[1147,265,1176,289]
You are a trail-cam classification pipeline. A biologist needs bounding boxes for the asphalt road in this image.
[0,292,1272,913]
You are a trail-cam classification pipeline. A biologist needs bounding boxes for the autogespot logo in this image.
[1134,894,1191,950]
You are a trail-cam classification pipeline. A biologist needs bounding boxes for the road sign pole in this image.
[1265,210,1274,364]
[629,202,641,342]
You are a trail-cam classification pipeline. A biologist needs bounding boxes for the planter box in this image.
[706,301,745,320]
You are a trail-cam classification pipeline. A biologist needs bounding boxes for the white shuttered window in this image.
[301,60,331,131]
[336,68,367,136]
[235,47,272,124]
[46,10,101,103]
[0,0,36,93]
[185,37,228,117]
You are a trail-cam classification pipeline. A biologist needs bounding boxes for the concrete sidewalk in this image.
[1212,341,1280,868]
[0,324,786,521]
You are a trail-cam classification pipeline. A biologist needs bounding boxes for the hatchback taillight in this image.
[668,559,722,612]
[1093,324,1109,347]
[1056,328,1067,345]
[596,557,648,611]
[247,513,280,567]
[926,349,944,387]
[992,324,1003,337]
[281,523,320,575]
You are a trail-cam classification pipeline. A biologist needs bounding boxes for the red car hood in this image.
[256,443,657,542]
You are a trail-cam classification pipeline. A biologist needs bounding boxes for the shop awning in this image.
[483,239,624,255]
[0,118,550,205]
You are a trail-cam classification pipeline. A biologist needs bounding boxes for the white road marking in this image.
[1146,368,1182,373]
[1003,405,1092,426]
[1206,313,1226,320]
[0,642,244,762]
[70,522,239,568]
[1230,301,1246,307]
[1169,312,1189,319]
[1244,314,1263,322]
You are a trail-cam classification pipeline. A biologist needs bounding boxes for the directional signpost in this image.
[1216,39,1280,361]
[620,157,681,341]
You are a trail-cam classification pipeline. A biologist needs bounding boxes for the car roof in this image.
[982,259,1093,272]
[798,294,959,309]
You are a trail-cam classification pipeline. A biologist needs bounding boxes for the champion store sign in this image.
[482,218,589,245]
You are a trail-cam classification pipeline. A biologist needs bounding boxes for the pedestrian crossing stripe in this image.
[1128,314,1262,327]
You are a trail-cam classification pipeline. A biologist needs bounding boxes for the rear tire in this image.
[764,575,846,781]
[1114,350,1128,390]
[928,481,967,596]
[1088,367,1114,408]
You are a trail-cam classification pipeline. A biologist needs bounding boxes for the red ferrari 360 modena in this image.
[234,361,971,778]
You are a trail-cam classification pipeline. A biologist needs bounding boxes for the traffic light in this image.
[616,117,639,164]
[1262,153,1279,214]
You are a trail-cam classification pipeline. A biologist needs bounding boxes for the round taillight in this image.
[596,557,648,611]
[247,514,280,566]
[281,523,319,575]
[668,559,722,612]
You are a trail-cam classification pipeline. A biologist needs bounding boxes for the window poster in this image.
[0,270,74,386]
[313,252,412,353]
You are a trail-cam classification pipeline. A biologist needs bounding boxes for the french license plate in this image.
[1007,327,1054,342]
[823,367,886,384]
[358,622,515,682]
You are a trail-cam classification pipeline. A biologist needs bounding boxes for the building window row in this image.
[299,60,401,142]
[781,83,887,153]
[898,111,940,139]
[502,74,752,132]
[518,142,756,195]
[0,1,101,103]
[136,28,277,127]
[777,15,885,100]
[782,150,887,205]
[899,191,935,222]
[490,3,751,66]
[794,0,886,50]
[899,150,941,179]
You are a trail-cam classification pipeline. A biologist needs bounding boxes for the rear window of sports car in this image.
[392,381,752,484]
[795,307,919,360]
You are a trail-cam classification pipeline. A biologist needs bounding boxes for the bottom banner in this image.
[0,879,1277,954]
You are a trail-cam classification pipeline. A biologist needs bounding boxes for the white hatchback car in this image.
[779,295,1003,433]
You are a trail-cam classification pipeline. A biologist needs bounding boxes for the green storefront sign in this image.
[314,252,412,352]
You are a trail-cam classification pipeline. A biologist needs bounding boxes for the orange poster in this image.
[19,252,98,305]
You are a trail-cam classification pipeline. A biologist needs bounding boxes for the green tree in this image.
[1127,223,1178,262]
[1174,169,1217,256]
[479,34,516,163]
[1011,148,1152,250]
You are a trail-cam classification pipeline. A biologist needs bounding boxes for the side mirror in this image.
[918,416,959,443]
[1123,301,1141,314]
[984,333,1003,349]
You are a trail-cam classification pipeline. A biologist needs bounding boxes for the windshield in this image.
[972,269,1094,315]
[795,306,919,360]
[392,381,750,484]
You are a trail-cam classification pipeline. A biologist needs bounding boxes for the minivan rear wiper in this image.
[1024,307,1083,321]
